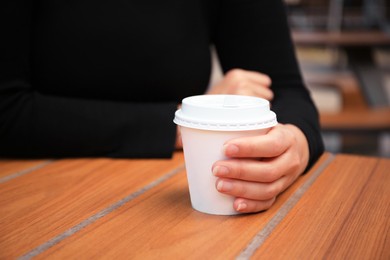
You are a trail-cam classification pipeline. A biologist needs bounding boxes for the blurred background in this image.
[285,0,390,157]
[211,0,390,157]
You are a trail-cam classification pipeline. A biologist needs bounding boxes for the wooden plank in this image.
[0,153,184,259]
[292,31,390,47]
[0,159,50,179]
[36,154,333,259]
[320,107,390,131]
[294,30,390,107]
[321,158,390,259]
[251,154,390,259]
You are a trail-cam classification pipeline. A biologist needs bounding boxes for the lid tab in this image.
[223,95,239,107]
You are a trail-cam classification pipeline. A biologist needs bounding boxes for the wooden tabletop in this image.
[0,152,389,259]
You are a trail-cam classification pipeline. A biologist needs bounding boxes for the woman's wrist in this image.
[284,124,310,174]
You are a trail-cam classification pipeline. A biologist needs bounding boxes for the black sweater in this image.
[0,0,324,167]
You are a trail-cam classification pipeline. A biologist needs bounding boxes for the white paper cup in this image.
[174,95,277,215]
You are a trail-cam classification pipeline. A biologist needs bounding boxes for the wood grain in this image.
[0,153,184,259]
[5,152,385,260]
[320,108,390,131]
[292,31,390,47]
[36,154,333,259]
[0,159,50,179]
[251,154,390,259]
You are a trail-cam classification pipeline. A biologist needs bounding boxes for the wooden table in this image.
[1,152,389,259]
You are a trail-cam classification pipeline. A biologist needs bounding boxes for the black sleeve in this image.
[0,1,177,158]
[213,0,324,169]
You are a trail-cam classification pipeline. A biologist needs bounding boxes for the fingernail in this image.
[216,180,233,192]
[212,165,229,176]
[223,144,239,156]
[237,202,247,211]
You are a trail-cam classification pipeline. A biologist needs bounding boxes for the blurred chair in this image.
[285,0,390,156]
[303,69,390,156]
[330,0,390,33]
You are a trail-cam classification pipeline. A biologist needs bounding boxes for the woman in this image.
[0,0,324,213]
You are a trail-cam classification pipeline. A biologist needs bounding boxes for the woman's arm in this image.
[212,0,324,168]
[0,0,177,158]
[210,0,324,213]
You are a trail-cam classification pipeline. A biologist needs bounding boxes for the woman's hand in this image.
[207,69,273,101]
[175,126,183,149]
[212,124,309,213]
[175,103,183,150]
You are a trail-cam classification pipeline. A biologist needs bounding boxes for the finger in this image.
[234,197,276,213]
[251,85,274,100]
[226,69,272,87]
[223,126,291,158]
[175,126,183,149]
[215,176,286,201]
[213,145,302,183]
[212,158,284,183]
[234,82,274,100]
[244,71,272,87]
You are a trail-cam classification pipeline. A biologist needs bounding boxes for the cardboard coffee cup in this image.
[174,95,277,215]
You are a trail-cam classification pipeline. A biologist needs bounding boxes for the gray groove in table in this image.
[18,163,186,260]
[236,154,336,260]
[0,160,54,184]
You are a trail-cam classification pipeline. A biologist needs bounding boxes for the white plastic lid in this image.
[173,95,277,131]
